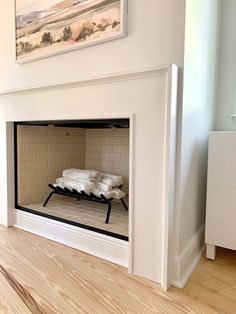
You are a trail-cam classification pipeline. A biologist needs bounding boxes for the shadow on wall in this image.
[177,137,209,254]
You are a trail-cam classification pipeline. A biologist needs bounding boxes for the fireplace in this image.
[0,65,178,288]
[15,119,129,241]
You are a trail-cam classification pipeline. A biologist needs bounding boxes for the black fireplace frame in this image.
[14,119,129,242]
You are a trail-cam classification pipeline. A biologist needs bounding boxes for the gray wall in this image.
[175,0,220,255]
[215,0,236,130]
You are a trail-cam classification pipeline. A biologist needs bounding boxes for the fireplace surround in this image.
[0,65,178,289]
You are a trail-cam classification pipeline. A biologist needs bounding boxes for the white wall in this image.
[0,0,185,92]
[214,0,236,130]
[175,0,220,258]
[0,0,185,286]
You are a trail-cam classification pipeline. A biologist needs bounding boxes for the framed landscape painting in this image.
[15,0,127,63]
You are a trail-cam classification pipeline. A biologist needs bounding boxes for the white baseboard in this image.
[171,224,205,288]
[13,209,129,268]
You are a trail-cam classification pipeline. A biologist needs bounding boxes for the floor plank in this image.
[0,226,236,313]
[0,272,31,314]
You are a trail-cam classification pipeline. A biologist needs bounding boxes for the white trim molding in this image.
[13,209,129,267]
[162,64,178,290]
[171,224,206,288]
[0,65,168,97]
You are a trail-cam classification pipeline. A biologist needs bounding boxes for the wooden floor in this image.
[24,197,129,237]
[0,226,236,313]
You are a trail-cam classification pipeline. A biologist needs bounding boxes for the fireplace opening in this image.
[14,119,129,241]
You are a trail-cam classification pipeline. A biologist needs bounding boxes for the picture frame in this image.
[15,0,127,64]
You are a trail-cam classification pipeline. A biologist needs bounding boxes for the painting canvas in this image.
[15,0,127,63]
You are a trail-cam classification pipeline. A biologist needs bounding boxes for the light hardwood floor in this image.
[0,225,235,313]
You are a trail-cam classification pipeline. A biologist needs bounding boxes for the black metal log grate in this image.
[43,184,128,224]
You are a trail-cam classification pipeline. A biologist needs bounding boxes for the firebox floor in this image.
[23,197,129,238]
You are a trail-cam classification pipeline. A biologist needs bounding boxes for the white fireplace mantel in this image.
[0,64,178,290]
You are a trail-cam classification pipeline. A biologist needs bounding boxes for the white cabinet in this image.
[205,131,236,259]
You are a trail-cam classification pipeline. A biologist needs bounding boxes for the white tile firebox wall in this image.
[17,125,129,205]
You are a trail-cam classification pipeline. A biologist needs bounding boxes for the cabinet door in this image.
[205,131,236,250]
